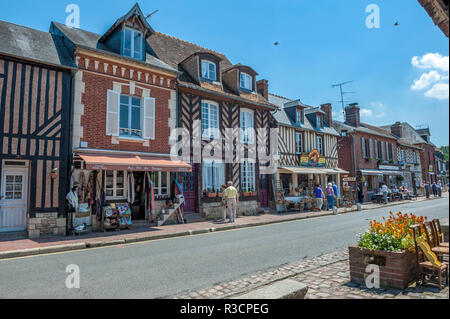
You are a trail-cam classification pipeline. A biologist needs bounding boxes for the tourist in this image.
[424,181,430,199]
[432,182,437,197]
[325,183,335,211]
[224,181,239,223]
[437,182,442,197]
[332,181,339,206]
[314,184,324,212]
[381,183,389,204]
[218,184,228,222]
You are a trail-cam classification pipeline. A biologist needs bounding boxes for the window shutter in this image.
[106,90,120,137]
[143,97,156,140]
[361,137,366,158]
[374,140,378,159]
[369,139,373,158]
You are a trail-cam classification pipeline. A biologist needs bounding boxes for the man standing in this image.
[425,181,430,199]
[381,183,389,204]
[219,184,228,222]
[432,182,437,197]
[224,181,239,223]
[325,183,335,211]
[332,181,339,207]
[314,184,324,212]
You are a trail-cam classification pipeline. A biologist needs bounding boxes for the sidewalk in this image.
[0,193,447,260]
[171,250,449,299]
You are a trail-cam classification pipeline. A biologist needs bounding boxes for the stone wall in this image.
[201,200,259,220]
[28,213,66,238]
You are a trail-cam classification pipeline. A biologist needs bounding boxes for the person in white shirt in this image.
[381,184,389,204]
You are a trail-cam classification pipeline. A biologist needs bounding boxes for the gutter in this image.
[73,148,176,158]
[0,52,77,72]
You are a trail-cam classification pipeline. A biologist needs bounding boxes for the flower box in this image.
[349,246,417,289]
[251,192,257,197]
[217,193,222,198]
[243,192,251,197]
[207,193,217,198]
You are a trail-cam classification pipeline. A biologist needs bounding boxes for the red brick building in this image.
[334,103,403,202]
[50,4,191,227]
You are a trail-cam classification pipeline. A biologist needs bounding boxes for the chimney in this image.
[391,122,402,138]
[320,103,333,126]
[256,79,269,101]
[345,103,361,127]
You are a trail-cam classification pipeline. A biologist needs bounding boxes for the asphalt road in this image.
[0,198,448,299]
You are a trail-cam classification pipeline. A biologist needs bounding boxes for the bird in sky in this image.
[394,21,399,26]
[274,41,280,46]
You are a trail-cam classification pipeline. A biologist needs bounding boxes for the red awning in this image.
[78,154,192,172]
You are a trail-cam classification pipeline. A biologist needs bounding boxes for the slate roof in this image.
[333,121,397,140]
[0,20,75,69]
[268,93,340,137]
[51,22,176,73]
[380,122,434,146]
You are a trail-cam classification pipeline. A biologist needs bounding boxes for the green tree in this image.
[440,146,449,161]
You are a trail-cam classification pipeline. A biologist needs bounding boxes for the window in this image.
[295,132,303,154]
[201,101,219,139]
[4,175,23,200]
[241,161,256,192]
[150,172,170,196]
[120,95,142,138]
[105,171,126,199]
[240,109,254,144]
[201,60,216,81]
[316,115,324,128]
[376,140,382,160]
[296,108,303,124]
[316,135,324,155]
[123,28,143,60]
[202,161,225,193]
[240,72,252,90]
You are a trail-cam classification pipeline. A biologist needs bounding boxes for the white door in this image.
[0,166,28,232]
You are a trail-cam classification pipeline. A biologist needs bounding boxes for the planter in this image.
[349,246,418,289]
[251,192,257,197]
[207,193,217,198]
[217,193,223,198]
[243,192,251,197]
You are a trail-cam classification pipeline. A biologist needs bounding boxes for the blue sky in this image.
[1,0,448,146]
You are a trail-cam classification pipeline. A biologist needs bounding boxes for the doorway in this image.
[182,165,197,213]
[0,161,28,232]
[258,174,269,208]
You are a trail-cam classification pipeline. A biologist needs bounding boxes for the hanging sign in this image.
[301,150,326,167]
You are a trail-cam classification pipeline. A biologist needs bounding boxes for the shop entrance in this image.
[182,165,197,213]
[131,172,146,220]
[258,174,269,208]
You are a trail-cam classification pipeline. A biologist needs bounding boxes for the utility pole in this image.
[332,81,356,117]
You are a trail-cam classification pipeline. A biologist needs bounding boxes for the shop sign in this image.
[428,165,434,172]
[343,177,357,182]
[300,150,326,167]
[379,165,399,171]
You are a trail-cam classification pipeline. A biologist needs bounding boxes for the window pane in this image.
[120,95,129,104]
[124,29,132,57]
[132,97,140,106]
[106,171,114,188]
[202,61,208,78]
[131,106,141,131]
[209,63,216,80]
[120,105,129,129]
[133,32,142,58]
[116,171,124,188]
[116,190,124,197]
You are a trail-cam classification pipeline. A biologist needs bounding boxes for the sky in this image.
[1,0,448,146]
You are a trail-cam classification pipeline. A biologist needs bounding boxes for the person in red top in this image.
[325,183,335,211]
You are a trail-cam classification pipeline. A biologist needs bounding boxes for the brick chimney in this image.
[320,103,333,126]
[256,79,269,100]
[345,103,361,127]
[391,122,402,138]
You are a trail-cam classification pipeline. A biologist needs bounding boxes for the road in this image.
[0,198,448,299]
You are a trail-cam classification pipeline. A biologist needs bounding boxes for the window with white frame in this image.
[105,171,127,199]
[296,109,303,124]
[201,101,219,139]
[240,109,254,144]
[240,72,252,90]
[201,60,217,81]
[295,132,303,154]
[241,161,256,192]
[202,161,225,193]
[123,28,143,60]
[120,95,142,138]
[150,171,170,196]
[316,135,324,155]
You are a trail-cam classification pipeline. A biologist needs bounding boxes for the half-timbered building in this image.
[268,94,347,197]
[0,20,74,238]
[148,32,278,219]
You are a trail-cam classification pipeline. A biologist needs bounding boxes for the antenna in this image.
[145,10,159,20]
[332,81,356,116]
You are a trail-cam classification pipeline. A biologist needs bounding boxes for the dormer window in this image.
[296,108,303,124]
[240,72,253,91]
[201,60,216,81]
[316,114,324,128]
[123,28,143,60]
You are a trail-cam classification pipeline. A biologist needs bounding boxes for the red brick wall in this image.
[77,53,176,154]
[418,143,436,183]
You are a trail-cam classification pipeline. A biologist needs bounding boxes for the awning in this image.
[360,169,384,176]
[380,170,403,176]
[280,167,327,175]
[79,154,192,172]
[320,168,350,174]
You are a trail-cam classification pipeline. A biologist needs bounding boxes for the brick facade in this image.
[417,143,437,183]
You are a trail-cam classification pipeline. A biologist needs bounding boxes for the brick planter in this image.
[349,246,417,289]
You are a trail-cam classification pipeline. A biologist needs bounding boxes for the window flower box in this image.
[243,192,251,197]
[207,192,217,198]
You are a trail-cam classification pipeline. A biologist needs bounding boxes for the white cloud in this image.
[424,83,450,100]
[411,70,441,90]
[410,53,449,100]
[368,102,387,118]
[411,53,449,72]
[360,109,373,118]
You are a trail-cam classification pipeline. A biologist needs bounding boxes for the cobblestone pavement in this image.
[172,250,449,299]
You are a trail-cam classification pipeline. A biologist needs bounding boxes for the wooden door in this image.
[182,166,197,213]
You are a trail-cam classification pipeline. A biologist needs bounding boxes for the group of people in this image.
[313,182,339,212]
[424,181,444,199]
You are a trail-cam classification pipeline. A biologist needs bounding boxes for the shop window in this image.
[201,60,216,81]
[150,172,170,196]
[202,161,225,193]
[120,95,142,138]
[105,171,127,199]
[201,101,220,139]
[241,161,256,192]
[122,28,143,60]
[240,109,255,144]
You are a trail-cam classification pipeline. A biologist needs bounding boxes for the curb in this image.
[0,196,446,261]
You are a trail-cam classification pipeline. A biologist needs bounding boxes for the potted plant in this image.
[243,189,251,197]
[349,212,427,289]
[207,188,216,198]
[50,168,58,179]
[217,189,222,198]
[250,188,257,196]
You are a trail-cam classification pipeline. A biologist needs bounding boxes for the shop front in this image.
[359,167,405,201]
[69,151,191,233]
